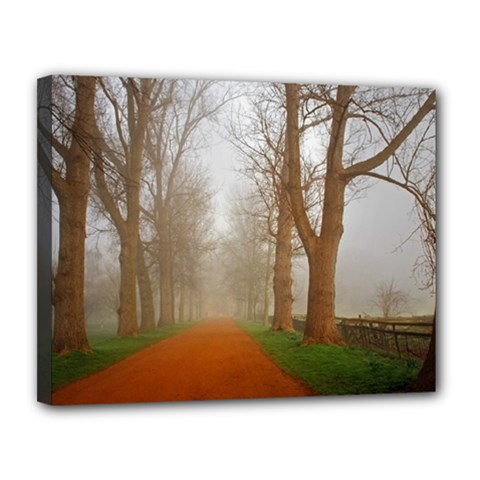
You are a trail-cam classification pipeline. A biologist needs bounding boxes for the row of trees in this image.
[223,82,435,388]
[39,76,224,354]
[220,191,274,324]
[39,76,436,389]
[225,83,435,335]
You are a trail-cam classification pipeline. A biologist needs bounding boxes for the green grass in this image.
[238,321,421,396]
[52,323,194,392]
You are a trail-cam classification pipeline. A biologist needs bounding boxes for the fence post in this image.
[392,323,402,358]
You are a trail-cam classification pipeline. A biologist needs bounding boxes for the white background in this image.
[0,1,477,478]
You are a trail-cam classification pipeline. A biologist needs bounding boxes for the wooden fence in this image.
[335,317,433,359]
[269,315,433,359]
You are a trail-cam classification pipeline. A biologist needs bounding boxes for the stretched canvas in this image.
[37,75,436,405]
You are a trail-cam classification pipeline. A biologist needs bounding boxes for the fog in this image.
[50,79,435,327]
[203,128,433,319]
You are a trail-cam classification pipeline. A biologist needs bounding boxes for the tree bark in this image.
[116,80,153,337]
[302,239,345,346]
[157,217,175,326]
[197,291,203,320]
[116,233,139,336]
[50,76,96,354]
[52,192,91,353]
[188,291,194,322]
[271,231,294,330]
[137,240,155,332]
[247,295,254,321]
[178,282,185,322]
[271,156,294,332]
[158,263,175,326]
[262,241,273,326]
[286,83,352,345]
[302,150,348,345]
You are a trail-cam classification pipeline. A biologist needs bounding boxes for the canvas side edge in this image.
[37,76,53,404]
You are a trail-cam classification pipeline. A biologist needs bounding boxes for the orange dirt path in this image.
[52,318,315,405]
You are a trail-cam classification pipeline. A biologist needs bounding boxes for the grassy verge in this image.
[238,321,421,396]
[52,323,194,392]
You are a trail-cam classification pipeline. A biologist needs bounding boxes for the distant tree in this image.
[372,279,408,318]
[222,190,271,321]
[262,240,274,326]
[169,163,215,322]
[142,79,228,326]
[84,246,120,324]
[38,76,97,354]
[136,237,156,332]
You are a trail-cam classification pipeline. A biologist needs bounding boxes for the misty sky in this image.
[51,82,435,319]
[204,123,434,318]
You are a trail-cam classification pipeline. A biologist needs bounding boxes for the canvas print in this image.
[37,75,436,405]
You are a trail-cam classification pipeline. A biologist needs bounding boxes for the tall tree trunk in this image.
[271,231,294,331]
[302,168,347,345]
[117,231,139,336]
[178,283,185,322]
[158,239,175,326]
[286,82,351,345]
[115,155,142,337]
[52,192,91,353]
[271,166,294,331]
[197,291,203,320]
[137,240,155,332]
[158,267,175,326]
[51,76,96,354]
[247,290,254,321]
[115,81,151,337]
[262,241,273,326]
[303,246,345,345]
[188,291,194,321]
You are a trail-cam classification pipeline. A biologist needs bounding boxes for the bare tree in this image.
[285,83,435,345]
[262,240,274,326]
[136,237,156,331]
[408,137,436,391]
[228,84,296,331]
[38,75,97,354]
[142,79,229,326]
[372,279,408,318]
[169,164,215,322]
[84,246,120,325]
[221,189,271,321]
[94,77,167,336]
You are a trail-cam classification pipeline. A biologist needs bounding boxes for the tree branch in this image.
[342,91,436,178]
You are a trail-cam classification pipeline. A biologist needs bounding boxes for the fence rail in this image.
[269,315,433,359]
[336,317,433,359]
